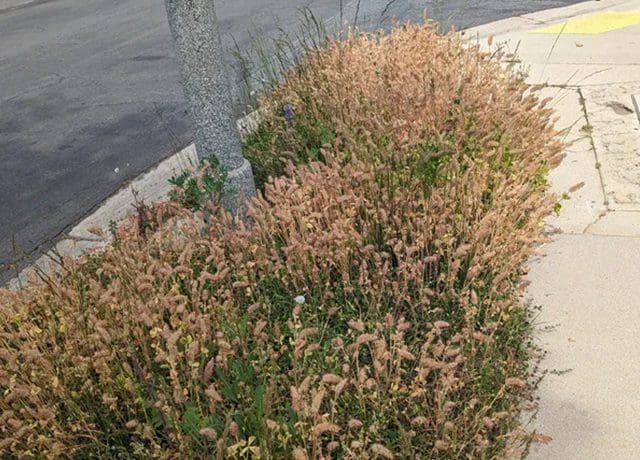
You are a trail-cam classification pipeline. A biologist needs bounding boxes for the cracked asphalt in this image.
[0,0,583,284]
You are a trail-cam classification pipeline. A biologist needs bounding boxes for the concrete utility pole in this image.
[164,0,256,214]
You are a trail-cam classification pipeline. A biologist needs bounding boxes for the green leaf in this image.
[182,403,202,436]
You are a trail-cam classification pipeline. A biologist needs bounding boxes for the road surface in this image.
[0,0,584,284]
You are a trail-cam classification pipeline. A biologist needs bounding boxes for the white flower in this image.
[294,295,306,305]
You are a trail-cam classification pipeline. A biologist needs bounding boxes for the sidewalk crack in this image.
[582,210,608,234]
[577,87,610,214]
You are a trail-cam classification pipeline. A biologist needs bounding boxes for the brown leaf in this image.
[531,432,553,444]
[568,182,585,193]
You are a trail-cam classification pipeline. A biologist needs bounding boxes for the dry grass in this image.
[0,23,561,458]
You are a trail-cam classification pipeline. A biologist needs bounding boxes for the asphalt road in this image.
[0,0,583,284]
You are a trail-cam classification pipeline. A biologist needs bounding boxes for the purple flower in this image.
[283,104,295,124]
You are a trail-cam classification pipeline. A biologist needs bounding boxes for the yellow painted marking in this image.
[532,11,640,35]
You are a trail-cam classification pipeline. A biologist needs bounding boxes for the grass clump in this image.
[0,23,561,458]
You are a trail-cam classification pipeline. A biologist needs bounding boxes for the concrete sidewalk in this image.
[469,1,640,458]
